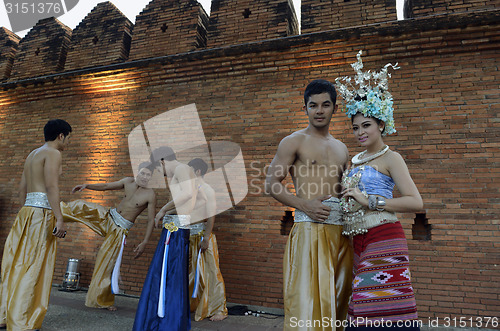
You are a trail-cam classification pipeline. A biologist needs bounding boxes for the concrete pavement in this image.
[42,287,284,330]
[41,287,496,331]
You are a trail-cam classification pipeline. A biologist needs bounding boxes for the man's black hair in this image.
[150,146,176,162]
[138,161,155,173]
[304,79,337,106]
[188,158,208,177]
[44,119,72,142]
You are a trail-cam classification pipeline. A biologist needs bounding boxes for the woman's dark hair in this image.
[44,119,72,141]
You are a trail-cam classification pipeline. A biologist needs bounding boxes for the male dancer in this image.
[0,119,71,331]
[63,162,156,310]
[187,158,228,322]
[133,147,197,331]
[265,80,353,330]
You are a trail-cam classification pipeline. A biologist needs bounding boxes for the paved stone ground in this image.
[42,288,284,331]
[42,288,496,331]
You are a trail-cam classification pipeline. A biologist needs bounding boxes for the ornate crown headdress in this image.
[335,50,399,135]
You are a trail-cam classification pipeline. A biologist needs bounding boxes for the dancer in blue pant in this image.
[133,146,198,331]
[133,215,191,331]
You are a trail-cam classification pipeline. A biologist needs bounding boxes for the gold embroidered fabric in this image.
[164,222,179,232]
[61,200,129,308]
[283,222,353,331]
[162,215,191,230]
[24,192,51,209]
[189,233,228,321]
[0,206,57,330]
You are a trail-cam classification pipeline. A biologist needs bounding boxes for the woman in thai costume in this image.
[336,51,423,329]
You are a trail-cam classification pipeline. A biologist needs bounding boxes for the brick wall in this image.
[409,0,500,18]
[208,0,299,47]
[64,2,132,71]
[8,17,71,80]
[301,0,397,33]
[0,0,498,322]
[129,0,208,60]
[0,28,20,80]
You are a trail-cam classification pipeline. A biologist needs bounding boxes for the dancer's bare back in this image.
[23,146,62,194]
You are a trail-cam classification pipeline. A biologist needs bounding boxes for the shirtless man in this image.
[0,119,71,331]
[153,147,198,224]
[64,162,156,311]
[133,147,197,331]
[187,158,228,322]
[265,80,353,330]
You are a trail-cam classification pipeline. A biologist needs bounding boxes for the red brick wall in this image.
[129,0,208,60]
[64,2,132,71]
[8,17,71,80]
[0,3,498,322]
[409,0,500,18]
[207,0,299,47]
[302,0,397,33]
[0,28,20,80]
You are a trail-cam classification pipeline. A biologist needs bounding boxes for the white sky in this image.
[1,0,403,39]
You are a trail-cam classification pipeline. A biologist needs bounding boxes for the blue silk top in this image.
[348,165,395,199]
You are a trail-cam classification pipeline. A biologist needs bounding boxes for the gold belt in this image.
[164,222,179,232]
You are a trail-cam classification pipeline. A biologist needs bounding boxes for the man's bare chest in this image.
[123,187,149,208]
[295,145,343,174]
